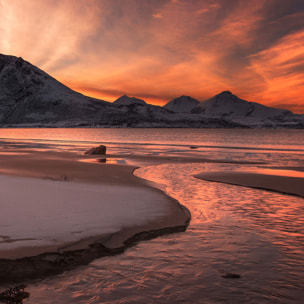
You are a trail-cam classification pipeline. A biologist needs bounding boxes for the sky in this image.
[0,0,304,113]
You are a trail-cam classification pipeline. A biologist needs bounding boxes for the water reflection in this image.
[1,128,304,167]
[79,158,128,165]
[247,168,304,178]
[1,129,304,302]
[27,163,304,303]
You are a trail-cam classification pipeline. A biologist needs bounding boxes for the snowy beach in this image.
[0,142,190,283]
[0,175,188,259]
[0,128,304,303]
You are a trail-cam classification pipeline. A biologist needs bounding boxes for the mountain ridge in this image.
[164,95,200,113]
[0,54,303,128]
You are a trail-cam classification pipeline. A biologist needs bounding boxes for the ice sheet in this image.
[0,175,170,254]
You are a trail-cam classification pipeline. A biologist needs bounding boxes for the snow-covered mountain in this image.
[0,54,303,128]
[113,95,147,106]
[164,95,199,113]
[194,91,304,127]
[0,54,241,128]
[0,54,121,126]
[111,93,242,128]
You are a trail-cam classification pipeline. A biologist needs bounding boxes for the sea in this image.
[0,128,304,304]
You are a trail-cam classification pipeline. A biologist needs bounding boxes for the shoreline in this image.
[1,144,303,285]
[0,149,191,285]
[195,170,304,198]
[0,216,190,285]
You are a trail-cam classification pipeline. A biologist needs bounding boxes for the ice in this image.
[0,175,170,253]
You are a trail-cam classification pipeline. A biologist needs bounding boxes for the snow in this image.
[1,54,303,128]
[196,91,304,127]
[113,95,147,106]
[164,96,200,113]
[0,175,170,253]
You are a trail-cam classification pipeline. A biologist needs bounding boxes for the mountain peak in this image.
[197,91,296,124]
[164,95,200,113]
[218,91,233,96]
[0,53,111,125]
[0,54,31,71]
[113,95,147,106]
[0,53,301,128]
[199,91,249,113]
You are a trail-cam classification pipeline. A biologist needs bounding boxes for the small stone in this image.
[85,145,106,155]
[221,273,241,279]
[0,285,30,303]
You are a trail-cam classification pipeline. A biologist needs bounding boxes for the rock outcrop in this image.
[85,145,107,155]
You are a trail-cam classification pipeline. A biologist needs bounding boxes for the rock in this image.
[85,145,106,155]
[221,273,241,279]
[0,285,29,303]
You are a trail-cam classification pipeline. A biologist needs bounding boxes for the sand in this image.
[2,144,302,283]
[196,170,304,198]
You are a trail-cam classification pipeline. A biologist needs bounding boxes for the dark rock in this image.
[0,284,29,303]
[221,273,241,279]
[85,145,106,155]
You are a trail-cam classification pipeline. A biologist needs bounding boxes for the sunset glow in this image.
[0,0,304,112]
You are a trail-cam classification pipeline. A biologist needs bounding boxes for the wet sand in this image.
[196,170,304,198]
[2,145,302,284]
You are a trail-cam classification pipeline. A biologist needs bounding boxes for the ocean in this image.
[0,128,304,303]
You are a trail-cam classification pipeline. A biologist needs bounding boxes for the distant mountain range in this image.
[0,54,303,128]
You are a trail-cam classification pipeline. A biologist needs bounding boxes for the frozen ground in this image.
[0,174,172,259]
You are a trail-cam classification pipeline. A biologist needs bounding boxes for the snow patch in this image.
[0,175,171,255]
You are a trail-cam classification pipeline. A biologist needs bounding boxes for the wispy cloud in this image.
[249,30,304,110]
[0,0,303,111]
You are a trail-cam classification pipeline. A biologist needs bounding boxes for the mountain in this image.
[0,54,121,126]
[111,94,242,128]
[113,95,147,106]
[164,95,199,113]
[194,91,304,128]
[0,54,303,128]
[0,54,242,128]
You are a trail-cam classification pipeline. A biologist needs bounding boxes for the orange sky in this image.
[1,0,304,113]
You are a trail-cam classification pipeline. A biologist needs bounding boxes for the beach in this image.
[196,168,304,198]
[1,139,304,285]
[0,129,304,302]
[0,147,190,283]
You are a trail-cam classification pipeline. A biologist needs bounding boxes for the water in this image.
[1,128,304,149]
[0,128,304,303]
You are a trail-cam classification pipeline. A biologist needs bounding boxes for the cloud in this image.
[249,30,304,112]
[272,103,304,114]
[152,12,163,19]
[0,0,304,112]
[0,0,102,71]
